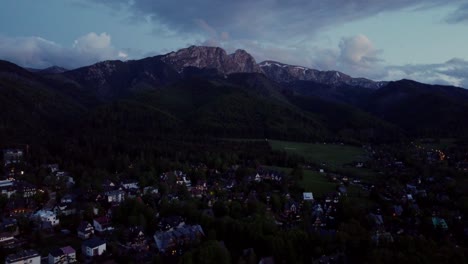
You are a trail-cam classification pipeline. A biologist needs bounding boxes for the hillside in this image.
[0,61,86,143]
[365,80,468,137]
[1,46,468,143]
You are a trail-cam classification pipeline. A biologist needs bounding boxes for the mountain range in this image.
[1,45,468,145]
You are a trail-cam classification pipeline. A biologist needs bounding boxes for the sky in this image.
[1,0,468,87]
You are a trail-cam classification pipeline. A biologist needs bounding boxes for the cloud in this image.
[446,3,468,23]
[312,34,384,79]
[88,0,464,42]
[221,35,468,88]
[73,32,111,51]
[229,34,384,79]
[0,32,128,69]
[74,0,468,87]
[384,58,468,87]
[1,31,467,88]
[338,35,382,69]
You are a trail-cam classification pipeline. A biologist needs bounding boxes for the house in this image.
[55,172,75,187]
[1,218,19,234]
[312,204,324,217]
[48,246,76,264]
[15,181,37,198]
[0,179,16,198]
[121,180,139,190]
[372,231,394,246]
[283,200,300,218]
[77,221,94,239]
[53,203,77,216]
[259,257,275,264]
[104,190,125,203]
[0,232,15,246]
[406,184,417,194]
[158,216,185,231]
[93,216,113,233]
[82,238,106,257]
[313,216,327,228]
[60,194,74,204]
[3,149,23,166]
[432,217,448,231]
[368,213,384,227]
[337,186,347,196]
[393,205,404,217]
[313,253,344,264]
[101,180,116,191]
[0,179,14,188]
[303,192,314,201]
[176,176,192,188]
[6,249,41,264]
[154,224,204,254]
[5,197,34,216]
[46,164,60,173]
[122,226,147,250]
[143,186,159,195]
[33,210,60,228]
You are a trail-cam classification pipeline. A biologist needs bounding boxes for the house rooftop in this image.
[83,238,106,248]
[303,192,314,200]
[154,224,204,252]
[60,246,76,255]
[94,216,111,224]
[6,249,39,262]
[78,221,92,230]
[49,248,64,257]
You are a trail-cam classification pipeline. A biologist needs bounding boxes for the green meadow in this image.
[269,140,367,168]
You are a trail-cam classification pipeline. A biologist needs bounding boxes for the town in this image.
[0,138,467,263]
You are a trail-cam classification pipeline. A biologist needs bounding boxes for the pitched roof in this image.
[94,216,111,225]
[77,221,93,232]
[49,248,64,257]
[60,246,76,255]
[83,238,106,248]
[154,224,204,252]
[6,250,39,262]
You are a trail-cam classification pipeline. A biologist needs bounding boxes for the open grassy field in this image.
[269,140,367,168]
[337,167,379,183]
[300,170,337,197]
[266,166,336,197]
[266,165,374,206]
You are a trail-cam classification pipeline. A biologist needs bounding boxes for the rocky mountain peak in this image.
[161,46,262,75]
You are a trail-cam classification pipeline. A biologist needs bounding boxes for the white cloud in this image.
[225,34,385,79]
[118,51,128,59]
[384,59,468,87]
[338,35,381,69]
[218,35,468,87]
[73,32,112,51]
[0,32,128,69]
[1,31,467,88]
